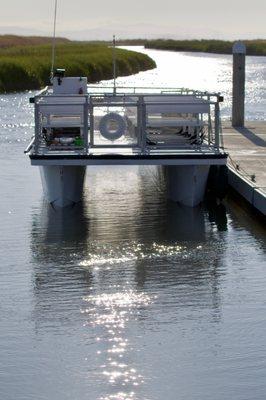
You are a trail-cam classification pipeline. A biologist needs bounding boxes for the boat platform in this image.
[25,82,227,207]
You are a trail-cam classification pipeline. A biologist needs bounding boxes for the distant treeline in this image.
[0,39,156,93]
[144,39,266,56]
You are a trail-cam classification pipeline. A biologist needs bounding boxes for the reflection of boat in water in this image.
[206,201,228,232]
[44,202,89,243]
[31,201,89,265]
[31,197,227,327]
[25,67,227,208]
[30,173,227,312]
[30,199,226,386]
[137,199,227,243]
[165,202,207,242]
[31,189,227,268]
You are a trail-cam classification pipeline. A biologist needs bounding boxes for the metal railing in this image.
[30,88,222,156]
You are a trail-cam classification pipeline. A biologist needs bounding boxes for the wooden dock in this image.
[222,121,266,215]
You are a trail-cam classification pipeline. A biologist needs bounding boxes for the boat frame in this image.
[26,85,227,207]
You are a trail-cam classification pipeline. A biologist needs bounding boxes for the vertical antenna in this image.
[112,34,117,95]
[50,0,58,83]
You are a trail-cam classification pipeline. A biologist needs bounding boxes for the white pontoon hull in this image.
[40,166,86,208]
[166,165,210,207]
[39,164,210,208]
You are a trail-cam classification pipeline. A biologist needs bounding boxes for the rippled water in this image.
[109,46,266,120]
[0,50,266,400]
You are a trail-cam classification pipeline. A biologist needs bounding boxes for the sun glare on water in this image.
[82,288,154,400]
[79,242,184,268]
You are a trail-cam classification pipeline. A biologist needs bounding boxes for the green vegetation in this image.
[0,35,70,48]
[0,38,156,93]
[145,39,266,56]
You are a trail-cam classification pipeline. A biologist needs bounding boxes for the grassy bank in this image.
[145,39,266,56]
[0,40,156,93]
[0,34,70,48]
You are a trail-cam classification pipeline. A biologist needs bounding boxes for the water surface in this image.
[0,50,266,400]
[113,46,266,120]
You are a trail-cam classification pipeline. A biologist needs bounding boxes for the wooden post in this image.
[232,41,246,127]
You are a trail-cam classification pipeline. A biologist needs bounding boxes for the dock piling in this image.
[232,41,246,127]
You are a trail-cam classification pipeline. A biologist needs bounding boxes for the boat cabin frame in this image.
[26,86,224,164]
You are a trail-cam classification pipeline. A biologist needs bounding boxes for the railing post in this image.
[207,94,211,145]
[83,96,89,154]
[34,102,40,153]
[137,96,142,151]
[89,98,94,147]
[137,96,146,154]
[142,101,147,154]
[232,41,246,127]
[214,101,220,150]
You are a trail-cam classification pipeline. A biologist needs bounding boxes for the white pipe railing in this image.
[30,92,221,155]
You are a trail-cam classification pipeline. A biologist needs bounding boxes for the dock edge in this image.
[227,166,266,216]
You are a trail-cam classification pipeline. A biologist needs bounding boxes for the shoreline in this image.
[144,39,266,57]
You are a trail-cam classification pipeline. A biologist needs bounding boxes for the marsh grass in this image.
[0,35,70,48]
[0,42,156,93]
[145,39,266,56]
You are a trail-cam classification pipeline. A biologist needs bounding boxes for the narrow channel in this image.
[0,47,265,400]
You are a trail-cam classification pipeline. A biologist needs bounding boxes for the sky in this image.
[0,0,265,40]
